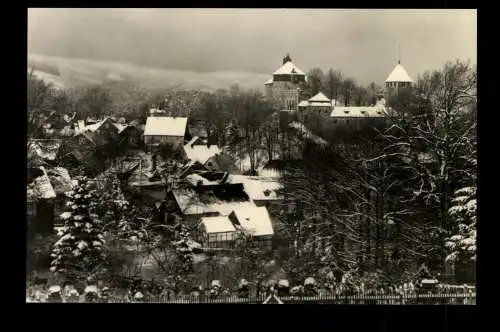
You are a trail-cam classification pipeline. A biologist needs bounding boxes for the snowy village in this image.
[27,9,477,304]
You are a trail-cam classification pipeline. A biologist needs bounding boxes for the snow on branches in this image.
[50,176,106,281]
[446,186,476,263]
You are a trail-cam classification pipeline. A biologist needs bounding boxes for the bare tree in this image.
[325,69,343,103]
[307,68,325,96]
[342,78,356,106]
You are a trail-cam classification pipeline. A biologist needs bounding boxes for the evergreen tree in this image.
[171,224,194,277]
[50,177,106,282]
[446,186,476,263]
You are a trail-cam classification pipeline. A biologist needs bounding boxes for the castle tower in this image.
[385,62,413,93]
[264,54,306,110]
[385,44,413,96]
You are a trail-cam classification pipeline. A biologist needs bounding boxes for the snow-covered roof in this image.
[330,106,387,118]
[228,175,283,201]
[309,92,331,103]
[298,93,335,109]
[385,64,413,83]
[265,78,273,85]
[231,206,274,237]
[184,137,221,164]
[144,116,188,137]
[200,216,236,234]
[298,100,333,108]
[171,189,255,216]
[273,61,305,76]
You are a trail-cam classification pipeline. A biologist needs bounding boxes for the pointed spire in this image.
[398,41,401,64]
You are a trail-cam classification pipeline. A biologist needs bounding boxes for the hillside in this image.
[28,53,269,92]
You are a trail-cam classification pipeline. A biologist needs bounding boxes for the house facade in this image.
[143,116,188,148]
[297,92,334,117]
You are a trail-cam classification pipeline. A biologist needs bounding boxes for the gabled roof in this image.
[144,116,188,137]
[184,137,221,164]
[200,216,236,234]
[265,78,273,85]
[309,92,331,103]
[230,206,274,237]
[273,61,305,76]
[385,64,413,83]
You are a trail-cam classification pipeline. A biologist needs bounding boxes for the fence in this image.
[106,293,476,304]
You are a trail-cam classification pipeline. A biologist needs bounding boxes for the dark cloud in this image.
[28,8,476,85]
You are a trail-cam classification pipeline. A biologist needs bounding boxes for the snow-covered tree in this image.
[446,186,476,263]
[50,177,106,282]
[171,224,195,278]
[379,60,477,270]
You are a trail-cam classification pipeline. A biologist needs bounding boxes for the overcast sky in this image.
[28,8,477,85]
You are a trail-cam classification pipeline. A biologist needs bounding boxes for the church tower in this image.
[264,53,306,110]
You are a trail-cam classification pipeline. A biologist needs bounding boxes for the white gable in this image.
[309,92,331,103]
[385,64,413,83]
[144,116,188,137]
